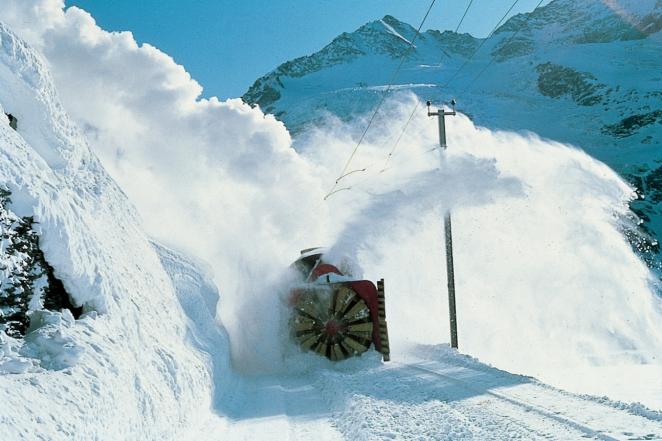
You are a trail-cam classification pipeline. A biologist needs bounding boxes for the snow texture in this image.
[0,22,213,440]
[0,1,660,439]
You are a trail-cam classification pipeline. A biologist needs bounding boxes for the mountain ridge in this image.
[243,0,661,115]
[242,0,662,263]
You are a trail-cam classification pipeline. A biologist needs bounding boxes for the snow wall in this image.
[0,23,229,439]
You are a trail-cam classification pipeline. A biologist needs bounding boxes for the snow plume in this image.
[0,0,332,373]
[325,155,524,263]
[289,94,662,386]
[2,0,661,402]
[314,103,662,385]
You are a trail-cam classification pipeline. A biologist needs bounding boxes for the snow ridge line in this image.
[526,373,662,423]
[379,19,414,46]
[395,361,620,441]
[577,395,662,423]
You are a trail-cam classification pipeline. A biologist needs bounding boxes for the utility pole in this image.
[426,99,458,349]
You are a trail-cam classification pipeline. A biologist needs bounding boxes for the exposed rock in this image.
[603,110,662,138]
[0,188,80,338]
[536,62,606,106]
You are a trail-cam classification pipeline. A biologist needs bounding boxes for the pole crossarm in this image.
[426,99,457,118]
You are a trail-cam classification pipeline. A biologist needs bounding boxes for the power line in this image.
[381,0,523,171]
[324,0,437,200]
[368,0,479,178]
[440,0,520,90]
[378,99,421,173]
[338,145,443,196]
[454,0,476,33]
[459,0,545,95]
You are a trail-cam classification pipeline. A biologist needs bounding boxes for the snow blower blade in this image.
[288,248,390,362]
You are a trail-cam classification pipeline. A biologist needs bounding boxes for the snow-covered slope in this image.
[244,0,662,251]
[0,23,214,440]
[245,0,661,142]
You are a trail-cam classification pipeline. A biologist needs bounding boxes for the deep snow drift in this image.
[0,1,661,439]
[0,22,215,439]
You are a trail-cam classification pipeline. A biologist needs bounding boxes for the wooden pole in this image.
[444,212,458,349]
[427,100,458,349]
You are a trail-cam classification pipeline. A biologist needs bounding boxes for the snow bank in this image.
[152,242,236,411]
[0,332,32,373]
[0,23,213,440]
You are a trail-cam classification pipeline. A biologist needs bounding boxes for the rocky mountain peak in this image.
[497,0,662,43]
[379,14,419,43]
[243,0,661,125]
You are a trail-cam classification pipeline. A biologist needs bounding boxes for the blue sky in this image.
[65,0,551,99]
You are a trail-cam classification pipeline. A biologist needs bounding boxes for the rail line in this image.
[394,361,622,441]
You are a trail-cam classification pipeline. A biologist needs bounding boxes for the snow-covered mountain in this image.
[244,0,662,252]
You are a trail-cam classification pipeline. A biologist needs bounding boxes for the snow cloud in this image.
[0,0,335,370]
[2,0,661,385]
[0,0,328,274]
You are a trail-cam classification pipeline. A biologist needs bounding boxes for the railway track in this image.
[393,359,661,441]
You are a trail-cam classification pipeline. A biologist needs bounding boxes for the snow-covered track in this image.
[398,361,617,440]
[182,350,661,441]
[396,358,661,441]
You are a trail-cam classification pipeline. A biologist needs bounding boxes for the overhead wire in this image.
[379,0,525,172]
[378,0,477,173]
[453,0,477,34]
[324,0,437,200]
[459,0,545,95]
[440,0,520,90]
[338,144,444,196]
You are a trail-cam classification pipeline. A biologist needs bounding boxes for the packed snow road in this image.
[184,345,662,441]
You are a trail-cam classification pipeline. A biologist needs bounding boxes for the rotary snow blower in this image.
[288,248,390,362]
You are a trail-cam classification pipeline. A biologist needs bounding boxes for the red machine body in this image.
[289,249,390,361]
